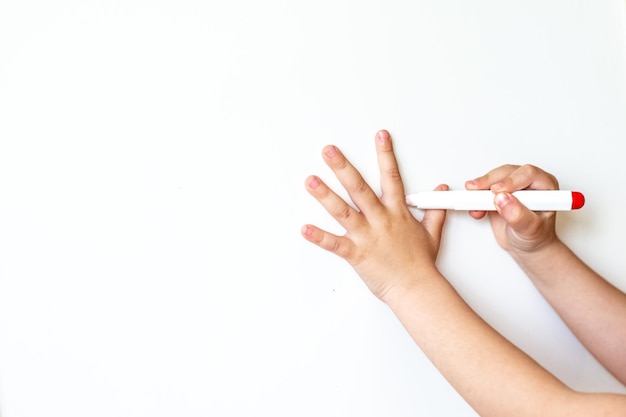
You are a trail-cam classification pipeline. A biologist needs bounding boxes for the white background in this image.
[1,1,625,416]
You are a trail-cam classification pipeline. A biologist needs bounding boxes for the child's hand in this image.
[465,164,559,255]
[302,130,448,302]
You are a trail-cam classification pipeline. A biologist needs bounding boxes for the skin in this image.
[302,130,626,417]
[467,165,626,386]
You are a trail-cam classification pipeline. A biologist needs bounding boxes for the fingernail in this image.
[465,180,477,189]
[301,225,313,237]
[324,146,337,158]
[377,130,389,142]
[494,192,511,208]
[307,176,321,189]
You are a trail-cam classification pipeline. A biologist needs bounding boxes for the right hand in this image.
[464,164,560,255]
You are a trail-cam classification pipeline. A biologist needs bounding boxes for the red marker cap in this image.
[571,192,585,210]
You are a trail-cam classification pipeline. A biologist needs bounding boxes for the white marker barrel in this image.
[405,190,584,211]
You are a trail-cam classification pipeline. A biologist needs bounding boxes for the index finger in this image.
[375,130,406,205]
[466,164,559,193]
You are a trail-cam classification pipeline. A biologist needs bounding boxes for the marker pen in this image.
[405,190,585,211]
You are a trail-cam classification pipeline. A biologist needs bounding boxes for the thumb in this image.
[493,192,540,237]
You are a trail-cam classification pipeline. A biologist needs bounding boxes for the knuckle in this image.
[521,164,559,189]
[546,172,559,189]
[502,163,519,171]
[521,163,538,174]
[496,164,520,176]
[386,167,402,182]
[517,164,538,182]
[347,248,366,268]
[331,238,352,259]
[335,205,354,222]
[354,179,370,195]
[334,156,348,170]
[329,238,343,254]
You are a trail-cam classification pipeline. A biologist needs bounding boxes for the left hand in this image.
[301,130,448,302]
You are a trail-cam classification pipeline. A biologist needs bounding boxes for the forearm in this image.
[384,270,574,417]
[305,142,626,414]
[512,239,626,384]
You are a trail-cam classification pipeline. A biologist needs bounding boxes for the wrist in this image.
[380,266,444,308]
[507,233,561,263]
[509,237,569,283]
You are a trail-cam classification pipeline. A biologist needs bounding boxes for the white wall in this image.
[1,1,625,416]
